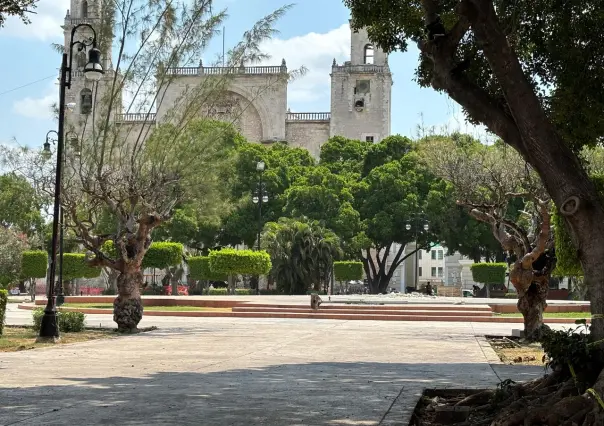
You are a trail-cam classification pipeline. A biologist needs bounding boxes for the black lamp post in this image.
[38,24,103,340]
[405,214,429,290]
[43,131,79,306]
[251,161,268,295]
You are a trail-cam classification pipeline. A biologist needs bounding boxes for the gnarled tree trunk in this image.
[113,267,144,332]
[516,277,549,340]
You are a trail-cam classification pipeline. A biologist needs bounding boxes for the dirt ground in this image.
[487,336,546,366]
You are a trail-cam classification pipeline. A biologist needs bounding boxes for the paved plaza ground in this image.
[1,303,560,425]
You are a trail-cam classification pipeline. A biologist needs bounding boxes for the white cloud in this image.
[1,0,69,41]
[259,24,350,107]
[12,81,58,120]
[437,102,496,144]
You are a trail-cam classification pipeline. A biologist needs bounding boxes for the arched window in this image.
[82,0,88,18]
[364,44,374,65]
[80,88,93,114]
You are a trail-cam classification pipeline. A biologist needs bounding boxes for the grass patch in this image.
[488,336,545,366]
[0,327,114,352]
[61,303,232,312]
[496,312,590,319]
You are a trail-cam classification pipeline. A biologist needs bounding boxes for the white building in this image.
[62,2,393,159]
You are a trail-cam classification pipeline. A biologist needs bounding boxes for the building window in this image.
[431,250,436,260]
[80,88,93,114]
[431,267,436,277]
[418,250,422,260]
[438,267,443,277]
[438,250,444,260]
[364,44,374,64]
[365,136,374,142]
[82,0,88,17]
[418,267,422,277]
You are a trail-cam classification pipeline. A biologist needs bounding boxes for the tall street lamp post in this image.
[252,161,268,295]
[38,24,103,340]
[405,214,429,290]
[44,131,79,306]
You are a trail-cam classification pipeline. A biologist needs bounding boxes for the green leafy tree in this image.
[221,141,315,247]
[344,0,604,347]
[0,227,28,288]
[262,218,341,295]
[188,256,227,294]
[21,250,47,300]
[0,173,43,237]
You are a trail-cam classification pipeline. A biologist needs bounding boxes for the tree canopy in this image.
[0,0,37,28]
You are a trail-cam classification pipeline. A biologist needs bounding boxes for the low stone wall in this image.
[490,303,591,313]
[34,296,245,308]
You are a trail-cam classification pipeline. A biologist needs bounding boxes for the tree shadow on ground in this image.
[0,361,545,426]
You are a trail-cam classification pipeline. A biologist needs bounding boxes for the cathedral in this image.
[63,1,393,159]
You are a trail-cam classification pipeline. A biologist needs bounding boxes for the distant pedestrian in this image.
[426,282,433,296]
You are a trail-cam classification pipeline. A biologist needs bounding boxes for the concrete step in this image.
[244,303,494,312]
[232,307,493,317]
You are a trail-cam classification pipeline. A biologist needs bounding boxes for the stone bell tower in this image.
[329,23,392,143]
[62,0,115,139]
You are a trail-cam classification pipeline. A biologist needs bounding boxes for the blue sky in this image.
[0,0,482,150]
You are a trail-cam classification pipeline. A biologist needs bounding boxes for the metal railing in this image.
[66,18,100,25]
[166,65,286,76]
[286,112,331,122]
[115,113,157,123]
[332,64,387,73]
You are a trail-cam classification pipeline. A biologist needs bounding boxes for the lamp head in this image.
[252,196,259,204]
[405,224,411,231]
[423,223,429,231]
[256,161,265,172]
[262,195,268,203]
[84,47,104,81]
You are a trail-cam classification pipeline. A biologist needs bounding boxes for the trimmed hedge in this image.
[0,289,7,336]
[235,288,253,295]
[209,249,272,276]
[101,241,183,269]
[62,253,101,280]
[208,288,228,295]
[333,261,363,282]
[142,242,183,269]
[188,256,227,281]
[470,263,507,285]
[21,251,47,279]
[32,308,86,332]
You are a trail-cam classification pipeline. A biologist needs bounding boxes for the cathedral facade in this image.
[63,1,393,159]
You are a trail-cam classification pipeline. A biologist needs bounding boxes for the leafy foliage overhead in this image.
[344,0,604,150]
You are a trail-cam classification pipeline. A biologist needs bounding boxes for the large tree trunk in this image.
[113,268,144,332]
[517,279,549,340]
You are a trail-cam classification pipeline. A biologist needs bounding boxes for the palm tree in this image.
[262,218,341,294]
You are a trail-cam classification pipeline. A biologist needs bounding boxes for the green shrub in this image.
[235,288,253,295]
[188,256,228,281]
[470,263,507,285]
[21,251,48,279]
[102,241,183,269]
[541,321,595,374]
[333,261,363,282]
[209,248,272,276]
[32,308,86,333]
[62,253,101,280]
[0,289,7,336]
[209,288,228,295]
[142,242,183,269]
